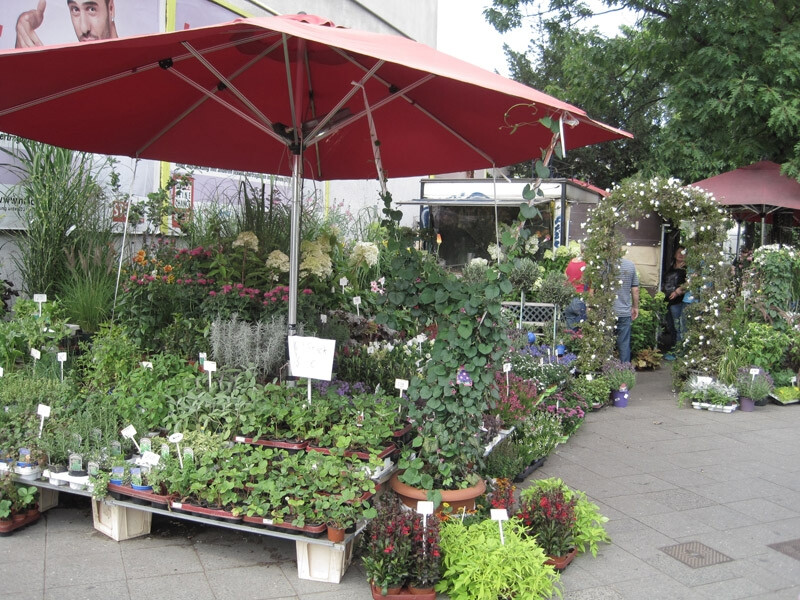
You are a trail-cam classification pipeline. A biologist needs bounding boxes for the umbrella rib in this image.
[181,41,280,130]
[0,65,161,117]
[136,62,287,158]
[323,48,497,165]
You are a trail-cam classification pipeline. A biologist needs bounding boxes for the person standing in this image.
[613,256,639,364]
[564,251,587,330]
[662,246,687,360]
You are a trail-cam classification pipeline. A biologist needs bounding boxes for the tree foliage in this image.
[486,0,800,184]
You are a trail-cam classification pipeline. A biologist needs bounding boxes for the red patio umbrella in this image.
[0,13,631,331]
[691,161,800,246]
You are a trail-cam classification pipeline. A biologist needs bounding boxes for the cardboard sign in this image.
[288,336,336,381]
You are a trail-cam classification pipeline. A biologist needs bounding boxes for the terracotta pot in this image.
[326,525,345,543]
[408,585,436,595]
[389,473,486,513]
[370,583,404,599]
[545,546,578,570]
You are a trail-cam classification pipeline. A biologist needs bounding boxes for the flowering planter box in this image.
[692,402,737,413]
[232,436,308,452]
[307,443,397,461]
[170,500,243,522]
[369,584,436,599]
[108,482,173,507]
[513,456,547,483]
[0,509,40,536]
[242,515,327,537]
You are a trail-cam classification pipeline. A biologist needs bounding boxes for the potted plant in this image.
[361,495,412,596]
[515,485,578,568]
[436,517,561,600]
[735,367,774,411]
[602,358,637,407]
[518,478,611,559]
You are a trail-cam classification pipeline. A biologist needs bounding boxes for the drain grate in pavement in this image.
[660,541,733,568]
[768,538,800,561]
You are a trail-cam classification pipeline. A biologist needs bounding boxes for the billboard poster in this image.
[0,0,161,50]
[175,0,244,29]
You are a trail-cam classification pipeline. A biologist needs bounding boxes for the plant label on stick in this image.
[395,378,409,396]
[339,276,348,293]
[792,376,797,387]
[491,509,509,545]
[288,336,336,381]
[37,403,51,438]
[204,360,217,389]
[0,366,4,378]
[320,314,327,324]
[121,424,141,453]
[30,348,40,361]
[33,294,46,316]
[749,368,759,378]
[140,451,160,468]
[169,432,184,469]
[57,351,67,381]
[585,373,593,381]
[198,352,206,367]
[352,295,361,317]
[140,361,153,369]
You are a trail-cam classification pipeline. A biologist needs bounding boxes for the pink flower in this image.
[208,290,217,297]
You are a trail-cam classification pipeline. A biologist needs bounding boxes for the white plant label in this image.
[121,425,137,439]
[30,348,41,360]
[288,336,336,381]
[33,294,47,303]
[57,352,67,363]
[0,367,4,377]
[395,378,409,392]
[416,501,434,516]
[749,368,760,376]
[37,404,51,418]
[339,276,348,289]
[352,295,361,317]
[141,361,153,369]
[585,373,593,381]
[204,361,217,372]
[503,362,512,373]
[491,509,509,545]
[792,376,797,386]
[697,376,713,385]
[199,352,206,365]
[168,433,184,444]
[140,451,160,467]
[320,314,327,324]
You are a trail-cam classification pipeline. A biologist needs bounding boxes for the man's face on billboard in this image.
[67,0,114,42]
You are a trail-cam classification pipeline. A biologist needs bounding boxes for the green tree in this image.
[486,0,800,184]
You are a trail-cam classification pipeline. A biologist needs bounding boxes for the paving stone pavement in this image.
[1,365,799,599]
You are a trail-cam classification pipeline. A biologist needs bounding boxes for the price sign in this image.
[121,424,141,453]
[416,501,434,516]
[288,336,336,381]
[491,509,509,545]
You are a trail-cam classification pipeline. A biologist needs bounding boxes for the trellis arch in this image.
[577,176,733,382]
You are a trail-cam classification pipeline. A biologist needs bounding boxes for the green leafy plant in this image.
[437,517,561,600]
[601,358,637,391]
[520,478,611,557]
[735,367,774,401]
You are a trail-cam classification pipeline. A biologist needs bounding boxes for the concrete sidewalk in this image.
[2,365,799,599]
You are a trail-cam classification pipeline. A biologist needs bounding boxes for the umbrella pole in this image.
[288,153,303,336]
